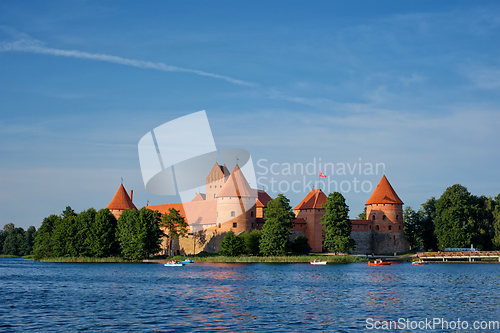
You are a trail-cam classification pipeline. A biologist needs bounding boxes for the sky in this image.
[1,1,500,231]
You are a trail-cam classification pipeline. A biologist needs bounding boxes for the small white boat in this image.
[164,262,183,267]
[310,260,327,265]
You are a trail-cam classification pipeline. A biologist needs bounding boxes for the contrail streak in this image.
[0,35,256,87]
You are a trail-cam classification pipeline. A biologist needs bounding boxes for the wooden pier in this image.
[417,251,500,262]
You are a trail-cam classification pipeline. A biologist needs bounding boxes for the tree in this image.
[321,192,355,254]
[239,229,262,256]
[24,226,37,256]
[34,214,62,260]
[2,225,26,256]
[357,207,367,220]
[434,184,479,250]
[219,230,244,256]
[160,208,189,256]
[88,209,118,257]
[417,197,438,251]
[290,236,311,255]
[116,208,162,260]
[493,194,500,249]
[260,194,295,256]
[403,206,420,250]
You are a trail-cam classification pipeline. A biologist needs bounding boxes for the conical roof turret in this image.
[107,184,137,210]
[365,175,403,205]
[217,164,255,197]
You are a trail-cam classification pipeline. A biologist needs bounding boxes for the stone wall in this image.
[372,232,409,254]
[351,229,373,254]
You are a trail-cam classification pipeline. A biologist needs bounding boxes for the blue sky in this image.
[1,1,500,230]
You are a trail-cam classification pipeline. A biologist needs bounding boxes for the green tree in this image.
[403,206,420,250]
[321,192,355,254]
[116,208,162,259]
[357,207,367,220]
[493,194,500,249]
[239,229,262,256]
[2,224,26,256]
[219,230,244,256]
[88,209,118,257]
[260,194,295,256]
[51,214,77,257]
[160,208,189,256]
[434,184,479,250]
[34,214,62,260]
[24,226,37,256]
[73,208,95,256]
[290,235,311,255]
[417,197,438,251]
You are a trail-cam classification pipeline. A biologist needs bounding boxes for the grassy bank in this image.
[38,257,139,263]
[0,255,20,258]
[162,254,367,263]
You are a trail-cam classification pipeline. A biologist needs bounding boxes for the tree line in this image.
[32,206,188,260]
[403,184,500,251]
[0,223,37,256]
[220,192,355,256]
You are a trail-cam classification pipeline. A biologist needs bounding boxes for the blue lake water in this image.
[1,258,500,332]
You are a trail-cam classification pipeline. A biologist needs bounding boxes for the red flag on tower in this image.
[319,172,327,178]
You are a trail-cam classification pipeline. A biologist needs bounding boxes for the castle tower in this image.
[107,184,137,219]
[365,175,408,253]
[216,164,257,233]
[294,189,327,253]
[206,163,230,200]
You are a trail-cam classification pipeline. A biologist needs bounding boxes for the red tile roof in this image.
[217,164,256,198]
[107,184,137,210]
[365,175,403,205]
[294,189,327,210]
[191,193,206,202]
[147,200,217,231]
[257,190,272,207]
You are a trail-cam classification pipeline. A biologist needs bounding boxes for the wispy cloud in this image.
[0,28,256,87]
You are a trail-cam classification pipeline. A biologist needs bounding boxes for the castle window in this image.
[251,223,254,228]
[233,223,237,228]
[210,185,212,188]
[376,225,379,230]
[214,194,216,199]
[396,215,399,220]
[231,211,235,217]
[383,215,386,220]
[218,223,221,228]
[388,225,392,231]
[399,226,401,230]
[251,211,254,217]
[372,215,375,220]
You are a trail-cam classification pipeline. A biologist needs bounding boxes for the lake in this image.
[1,258,500,332]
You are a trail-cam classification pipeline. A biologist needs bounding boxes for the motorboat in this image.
[368,260,392,266]
[412,260,428,265]
[181,259,194,264]
[310,260,327,265]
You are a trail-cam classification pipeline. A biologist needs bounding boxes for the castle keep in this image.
[107,164,408,254]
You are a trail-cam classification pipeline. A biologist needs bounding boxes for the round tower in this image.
[365,175,408,253]
[216,164,257,234]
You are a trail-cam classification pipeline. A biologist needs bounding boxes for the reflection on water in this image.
[1,259,500,332]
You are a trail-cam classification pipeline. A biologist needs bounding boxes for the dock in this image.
[417,251,500,262]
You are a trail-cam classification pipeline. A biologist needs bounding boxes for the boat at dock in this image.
[164,262,183,267]
[368,260,392,266]
[310,260,327,265]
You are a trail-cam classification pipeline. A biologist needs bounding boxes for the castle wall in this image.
[216,196,256,233]
[372,232,409,254]
[295,208,325,252]
[351,229,373,254]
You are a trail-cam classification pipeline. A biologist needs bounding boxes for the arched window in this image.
[376,225,379,231]
[383,215,386,220]
[251,211,254,217]
[388,225,392,231]
[233,223,237,228]
[396,215,399,220]
[372,215,376,221]
[231,211,235,217]
[399,226,401,230]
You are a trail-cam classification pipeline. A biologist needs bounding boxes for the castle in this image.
[107,163,409,254]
